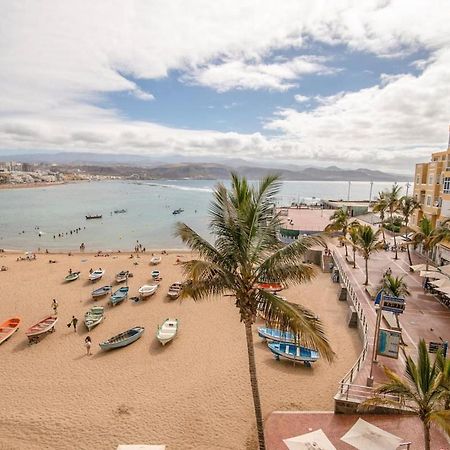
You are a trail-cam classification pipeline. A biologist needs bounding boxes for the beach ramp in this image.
[340,418,405,450]
[283,429,336,449]
[117,446,166,450]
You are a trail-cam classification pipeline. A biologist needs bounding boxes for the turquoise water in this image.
[0,180,409,251]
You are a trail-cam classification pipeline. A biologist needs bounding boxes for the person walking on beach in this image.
[52,299,58,315]
[85,336,92,355]
[68,315,78,332]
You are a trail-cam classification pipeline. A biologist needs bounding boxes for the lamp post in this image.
[367,295,384,387]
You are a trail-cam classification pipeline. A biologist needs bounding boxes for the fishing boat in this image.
[85,214,102,220]
[267,342,319,367]
[172,208,184,215]
[256,282,283,293]
[84,306,105,331]
[257,327,296,344]
[99,326,144,350]
[0,317,21,345]
[91,285,112,298]
[156,318,178,345]
[89,268,105,282]
[110,286,129,306]
[64,271,80,282]
[138,284,159,298]
[150,256,161,265]
[167,282,183,300]
[151,270,161,280]
[114,209,127,214]
[26,315,58,344]
[115,270,129,283]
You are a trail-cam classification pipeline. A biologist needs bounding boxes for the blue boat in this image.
[110,286,129,306]
[99,326,144,350]
[267,342,319,367]
[258,327,296,343]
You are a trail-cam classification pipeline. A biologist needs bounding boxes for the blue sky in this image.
[0,1,449,173]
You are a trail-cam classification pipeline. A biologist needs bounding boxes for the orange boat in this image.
[0,317,21,345]
[26,315,58,344]
[256,282,283,293]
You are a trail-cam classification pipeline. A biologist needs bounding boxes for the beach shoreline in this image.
[0,181,69,190]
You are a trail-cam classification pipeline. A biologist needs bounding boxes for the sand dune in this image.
[0,252,360,450]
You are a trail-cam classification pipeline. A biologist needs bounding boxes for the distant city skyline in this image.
[0,1,449,174]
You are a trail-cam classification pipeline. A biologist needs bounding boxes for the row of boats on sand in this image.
[0,315,179,348]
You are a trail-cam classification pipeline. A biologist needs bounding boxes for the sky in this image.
[0,1,449,174]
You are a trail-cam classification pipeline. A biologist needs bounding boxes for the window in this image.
[426,196,431,206]
[429,175,434,185]
[444,177,450,194]
[416,175,420,184]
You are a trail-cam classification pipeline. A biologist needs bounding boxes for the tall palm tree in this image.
[325,208,351,256]
[175,174,334,449]
[362,340,450,450]
[386,184,402,260]
[344,221,360,269]
[436,351,450,410]
[372,191,388,245]
[399,196,421,267]
[412,217,436,270]
[355,225,384,285]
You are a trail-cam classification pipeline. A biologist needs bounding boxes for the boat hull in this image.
[268,342,319,366]
[110,287,129,305]
[0,317,21,345]
[156,319,178,345]
[257,327,296,344]
[99,326,144,350]
[91,285,112,298]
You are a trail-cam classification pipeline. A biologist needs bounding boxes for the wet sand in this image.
[0,252,361,450]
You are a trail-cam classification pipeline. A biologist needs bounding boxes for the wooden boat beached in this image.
[89,269,105,282]
[156,318,178,345]
[110,286,129,306]
[138,284,159,298]
[257,327,296,344]
[150,256,162,265]
[115,270,129,283]
[0,317,21,345]
[84,306,105,331]
[256,282,283,293]
[151,270,161,280]
[267,342,319,367]
[65,271,80,282]
[91,285,112,299]
[26,315,58,344]
[167,282,183,300]
[99,326,144,350]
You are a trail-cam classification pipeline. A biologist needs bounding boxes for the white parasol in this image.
[284,429,337,450]
[419,271,447,279]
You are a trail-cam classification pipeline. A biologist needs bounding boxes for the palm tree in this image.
[399,196,421,267]
[362,340,450,450]
[175,174,334,449]
[436,351,450,410]
[344,221,360,269]
[325,208,351,256]
[372,191,388,245]
[386,184,402,260]
[355,225,384,285]
[412,217,436,270]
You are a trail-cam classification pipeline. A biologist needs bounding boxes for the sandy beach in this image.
[0,251,361,450]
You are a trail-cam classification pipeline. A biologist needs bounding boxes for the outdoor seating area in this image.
[412,263,450,308]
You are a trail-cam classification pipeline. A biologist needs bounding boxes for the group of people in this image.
[53,227,85,239]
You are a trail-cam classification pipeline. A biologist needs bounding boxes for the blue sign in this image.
[374,290,383,305]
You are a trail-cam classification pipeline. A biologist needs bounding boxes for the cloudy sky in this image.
[0,1,449,174]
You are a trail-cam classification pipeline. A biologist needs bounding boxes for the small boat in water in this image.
[0,317,21,345]
[110,286,129,306]
[89,269,105,282]
[113,209,127,214]
[84,306,105,331]
[156,318,178,345]
[64,271,80,282]
[167,282,183,300]
[91,285,112,298]
[257,327,296,344]
[256,282,283,293]
[172,208,184,215]
[267,342,319,366]
[26,315,58,344]
[138,284,159,298]
[115,270,129,283]
[99,326,144,350]
[150,256,161,265]
[86,214,102,220]
[151,270,161,280]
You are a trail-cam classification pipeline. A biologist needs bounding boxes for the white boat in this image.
[99,326,144,350]
[150,256,162,265]
[91,285,112,298]
[84,306,105,331]
[167,282,183,300]
[156,318,178,345]
[115,270,129,283]
[138,284,159,298]
[89,269,105,281]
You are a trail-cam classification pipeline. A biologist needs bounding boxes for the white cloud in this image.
[294,95,310,103]
[132,89,155,101]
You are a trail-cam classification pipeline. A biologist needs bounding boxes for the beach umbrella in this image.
[410,264,437,272]
[435,286,450,295]
[430,278,450,288]
[419,271,447,279]
[284,429,336,450]
[340,418,404,450]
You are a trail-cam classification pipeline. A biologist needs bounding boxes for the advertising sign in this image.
[381,295,406,314]
[377,328,401,359]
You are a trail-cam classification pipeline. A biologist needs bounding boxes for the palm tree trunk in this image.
[407,243,413,268]
[244,320,265,450]
[381,225,386,245]
[426,248,430,271]
[353,247,356,269]
[423,422,431,450]
[364,257,369,285]
[393,233,398,260]
[344,242,348,257]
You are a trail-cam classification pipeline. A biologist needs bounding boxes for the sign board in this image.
[429,341,448,357]
[377,328,402,359]
[374,290,383,305]
[381,295,406,314]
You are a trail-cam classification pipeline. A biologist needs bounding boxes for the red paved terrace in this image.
[265,411,450,449]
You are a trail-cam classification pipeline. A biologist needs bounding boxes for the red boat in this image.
[0,317,21,345]
[256,282,283,293]
[26,315,58,344]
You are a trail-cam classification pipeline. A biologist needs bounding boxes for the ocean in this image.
[0,179,409,251]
